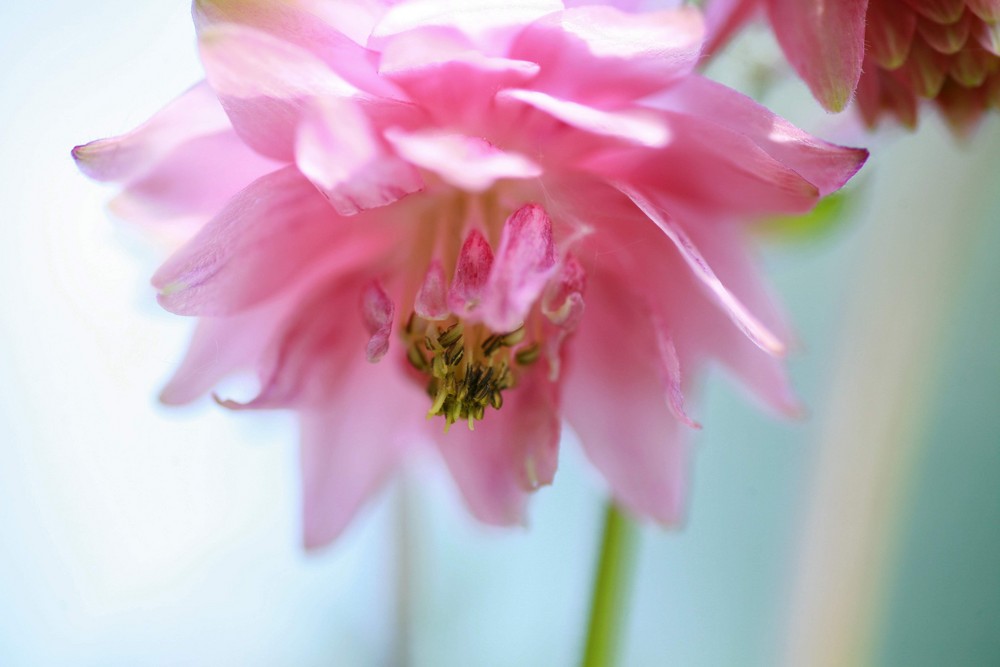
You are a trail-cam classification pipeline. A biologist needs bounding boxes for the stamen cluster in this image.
[404,315,540,431]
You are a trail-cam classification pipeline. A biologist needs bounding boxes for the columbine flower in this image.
[74,0,866,547]
[705,0,1000,131]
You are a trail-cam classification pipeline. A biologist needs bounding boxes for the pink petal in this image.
[108,130,280,225]
[672,222,801,417]
[654,76,868,196]
[72,81,231,183]
[378,26,540,126]
[415,260,449,320]
[433,363,560,525]
[152,167,383,316]
[198,23,358,161]
[767,0,868,112]
[563,271,689,524]
[541,254,587,327]
[371,0,563,51]
[510,6,704,104]
[551,175,800,416]
[652,321,701,430]
[384,128,542,192]
[618,186,786,356]
[361,280,394,363]
[703,0,761,55]
[159,295,298,405]
[447,229,495,315]
[479,204,557,331]
[296,98,423,216]
[217,275,371,410]
[299,357,427,548]
[194,0,396,97]
[498,88,671,147]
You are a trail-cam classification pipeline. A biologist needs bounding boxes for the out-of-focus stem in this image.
[582,500,638,667]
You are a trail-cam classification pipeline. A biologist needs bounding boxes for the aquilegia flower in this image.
[74,0,866,547]
[706,0,1000,131]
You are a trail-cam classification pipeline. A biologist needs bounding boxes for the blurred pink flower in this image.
[74,0,866,547]
[705,0,1000,131]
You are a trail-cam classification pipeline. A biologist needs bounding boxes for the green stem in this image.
[582,500,639,667]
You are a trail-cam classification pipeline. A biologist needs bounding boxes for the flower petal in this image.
[198,23,359,161]
[767,0,868,112]
[108,130,280,224]
[361,280,394,363]
[152,167,383,315]
[378,26,540,126]
[703,0,760,55]
[510,6,704,104]
[194,0,395,96]
[498,88,671,147]
[867,0,918,69]
[296,98,423,215]
[619,186,786,356]
[653,76,868,196]
[299,357,427,548]
[372,0,563,51]
[72,81,231,183]
[384,128,542,192]
[479,204,557,331]
[159,295,297,405]
[563,271,689,524]
[447,229,495,315]
[433,363,560,525]
[415,259,450,320]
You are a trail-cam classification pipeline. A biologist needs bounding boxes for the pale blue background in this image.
[0,2,998,665]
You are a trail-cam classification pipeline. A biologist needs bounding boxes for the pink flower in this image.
[705,0,1000,131]
[74,0,866,548]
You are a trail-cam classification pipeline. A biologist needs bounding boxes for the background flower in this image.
[705,0,1000,131]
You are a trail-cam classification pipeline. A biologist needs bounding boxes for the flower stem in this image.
[582,500,638,667]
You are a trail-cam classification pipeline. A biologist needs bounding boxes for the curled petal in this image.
[361,280,394,363]
[479,204,557,331]
[384,128,542,192]
[767,0,868,112]
[542,254,587,327]
[447,229,494,315]
[415,260,449,320]
[297,98,423,215]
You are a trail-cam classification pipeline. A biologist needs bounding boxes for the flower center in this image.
[403,313,540,431]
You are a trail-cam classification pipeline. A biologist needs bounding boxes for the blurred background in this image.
[0,1,997,665]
